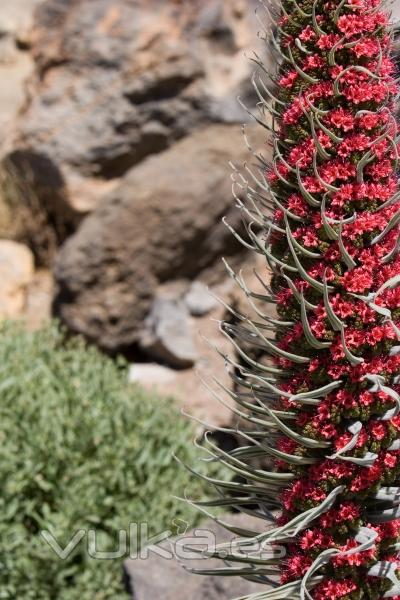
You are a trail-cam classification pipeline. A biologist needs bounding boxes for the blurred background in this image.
[0,0,272,423]
[5,1,399,598]
[0,1,273,598]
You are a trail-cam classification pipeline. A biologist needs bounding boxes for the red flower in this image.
[384,453,398,468]
[328,108,355,131]
[317,34,341,50]
[299,26,316,42]
[370,422,387,441]
[342,267,373,293]
[338,133,370,157]
[353,37,380,58]
[280,71,298,89]
[314,579,358,600]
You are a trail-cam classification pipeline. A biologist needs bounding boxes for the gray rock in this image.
[139,298,197,369]
[53,124,267,352]
[4,0,269,233]
[184,281,218,317]
[124,515,269,600]
[128,363,178,387]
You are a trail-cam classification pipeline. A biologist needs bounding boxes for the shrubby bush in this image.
[0,322,205,599]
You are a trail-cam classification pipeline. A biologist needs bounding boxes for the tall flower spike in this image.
[181,0,400,598]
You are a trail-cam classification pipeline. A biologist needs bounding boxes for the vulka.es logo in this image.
[41,523,177,560]
[40,522,286,561]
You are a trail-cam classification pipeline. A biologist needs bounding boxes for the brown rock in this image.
[25,269,53,330]
[0,0,40,142]
[0,240,34,318]
[53,124,267,352]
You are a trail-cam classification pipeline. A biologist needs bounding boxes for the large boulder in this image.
[3,0,268,262]
[53,124,267,352]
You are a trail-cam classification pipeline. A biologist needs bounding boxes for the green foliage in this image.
[0,321,204,599]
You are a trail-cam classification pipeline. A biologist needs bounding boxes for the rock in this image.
[184,281,218,317]
[53,124,267,352]
[0,0,52,252]
[0,0,40,142]
[128,363,178,387]
[127,294,235,428]
[139,298,197,369]
[0,153,78,267]
[2,0,269,253]
[123,514,269,600]
[156,280,191,302]
[0,0,41,40]
[0,240,34,318]
[24,269,53,330]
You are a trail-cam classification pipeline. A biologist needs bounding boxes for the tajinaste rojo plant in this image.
[179,0,400,598]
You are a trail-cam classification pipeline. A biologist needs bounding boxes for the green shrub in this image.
[0,322,205,599]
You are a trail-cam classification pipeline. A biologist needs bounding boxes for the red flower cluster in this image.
[270,0,400,597]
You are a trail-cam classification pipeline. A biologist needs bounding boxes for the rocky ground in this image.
[123,514,270,599]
